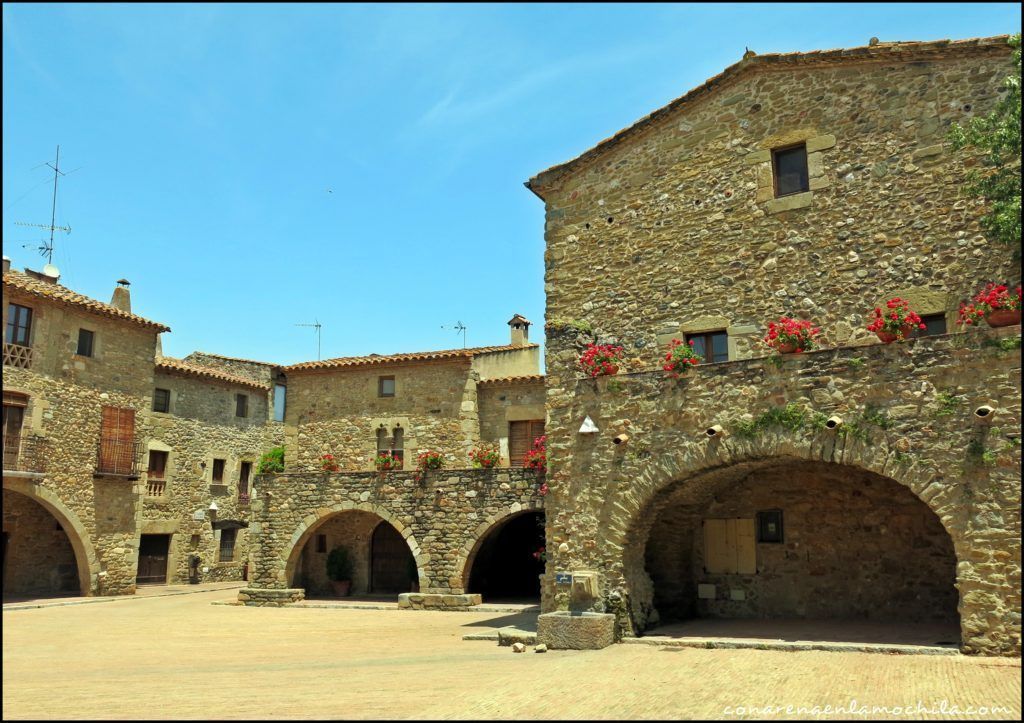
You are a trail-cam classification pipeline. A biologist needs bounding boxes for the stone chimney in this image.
[2,256,10,274]
[111,279,132,313]
[508,314,532,346]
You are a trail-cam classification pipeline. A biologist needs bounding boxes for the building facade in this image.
[524,36,1020,655]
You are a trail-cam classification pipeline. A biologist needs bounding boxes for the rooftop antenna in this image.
[295,319,323,360]
[14,145,72,265]
[441,320,468,348]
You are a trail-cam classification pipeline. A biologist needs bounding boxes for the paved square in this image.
[3,589,1021,720]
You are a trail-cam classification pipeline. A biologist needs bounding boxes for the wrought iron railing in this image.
[3,343,33,370]
[95,438,142,477]
[2,434,47,472]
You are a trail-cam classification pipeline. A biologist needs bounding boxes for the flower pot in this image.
[876,324,914,344]
[776,342,799,354]
[985,309,1021,328]
[330,580,352,597]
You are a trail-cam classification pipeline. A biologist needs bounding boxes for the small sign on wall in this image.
[555,572,572,585]
[192,509,207,521]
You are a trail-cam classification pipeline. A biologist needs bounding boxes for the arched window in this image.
[391,427,404,467]
[376,426,389,453]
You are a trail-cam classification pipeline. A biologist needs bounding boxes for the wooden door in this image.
[136,534,170,585]
[508,420,545,467]
[370,522,414,594]
[100,406,135,474]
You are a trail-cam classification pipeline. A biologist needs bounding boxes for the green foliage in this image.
[569,319,594,335]
[808,411,830,431]
[981,335,1022,352]
[257,446,285,474]
[948,34,1021,249]
[934,390,962,417]
[733,403,806,439]
[764,354,785,369]
[861,404,893,430]
[326,545,354,581]
[605,379,624,393]
[966,439,997,469]
[846,356,866,370]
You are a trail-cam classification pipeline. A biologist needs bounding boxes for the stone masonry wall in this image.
[539,325,1020,655]
[285,361,481,471]
[244,467,545,596]
[294,511,385,595]
[3,489,79,595]
[477,378,547,465]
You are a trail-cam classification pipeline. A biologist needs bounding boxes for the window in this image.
[913,313,947,338]
[375,426,404,468]
[316,534,327,553]
[238,461,252,496]
[686,330,729,364]
[219,528,237,562]
[509,420,545,468]
[756,509,784,543]
[212,458,226,483]
[378,376,396,398]
[147,450,168,479]
[703,518,756,574]
[235,393,248,418]
[3,392,28,455]
[6,304,33,346]
[273,384,286,422]
[98,406,137,476]
[76,329,94,357]
[772,143,809,197]
[153,388,171,413]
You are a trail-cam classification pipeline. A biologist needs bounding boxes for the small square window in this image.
[235,393,248,418]
[686,330,729,364]
[756,509,784,543]
[212,458,226,483]
[772,144,809,197]
[378,376,395,398]
[76,329,94,357]
[913,313,947,338]
[316,534,327,553]
[153,388,171,413]
[147,450,168,480]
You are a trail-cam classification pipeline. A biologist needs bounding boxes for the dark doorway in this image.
[370,522,416,593]
[467,512,545,602]
[136,534,171,585]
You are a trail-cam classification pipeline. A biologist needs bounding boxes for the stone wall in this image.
[284,361,481,471]
[477,378,547,464]
[243,467,545,598]
[294,510,383,595]
[3,489,79,595]
[183,352,278,386]
[537,326,1020,655]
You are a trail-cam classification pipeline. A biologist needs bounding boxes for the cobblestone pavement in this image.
[3,589,1020,720]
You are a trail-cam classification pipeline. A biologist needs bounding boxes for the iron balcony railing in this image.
[95,437,143,478]
[3,434,47,473]
[3,342,33,370]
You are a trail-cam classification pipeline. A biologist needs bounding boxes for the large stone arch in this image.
[457,501,545,593]
[597,432,970,642]
[2,479,100,596]
[283,501,426,592]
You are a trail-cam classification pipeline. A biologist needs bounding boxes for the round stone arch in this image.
[282,501,425,591]
[457,501,545,593]
[2,478,101,596]
[598,434,969,640]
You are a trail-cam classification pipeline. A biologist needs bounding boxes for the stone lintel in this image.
[765,191,813,215]
[806,134,837,152]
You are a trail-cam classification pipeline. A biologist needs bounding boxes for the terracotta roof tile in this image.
[284,343,539,373]
[3,269,170,332]
[526,35,1012,194]
[478,374,546,385]
[156,357,270,390]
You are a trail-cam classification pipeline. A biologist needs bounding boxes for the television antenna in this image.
[14,145,73,265]
[295,319,323,360]
[441,320,468,348]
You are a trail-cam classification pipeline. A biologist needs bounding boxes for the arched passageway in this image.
[466,511,545,603]
[630,459,959,643]
[2,488,81,597]
[290,509,417,598]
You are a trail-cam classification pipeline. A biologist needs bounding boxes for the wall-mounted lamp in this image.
[208,501,218,528]
[612,433,630,445]
[705,425,727,438]
[825,415,844,430]
[974,405,996,420]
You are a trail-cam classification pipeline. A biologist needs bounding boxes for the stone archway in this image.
[283,502,425,596]
[461,506,545,603]
[2,481,99,597]
[613,451,964,646]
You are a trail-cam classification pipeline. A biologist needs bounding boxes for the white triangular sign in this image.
[579,415,599,434]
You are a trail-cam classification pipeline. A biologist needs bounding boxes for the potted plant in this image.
[257,446,285,474]
[374,451,402,472]
[764,317,821,354]
[319,453,340,472]
[958,283,1022,328]
[524,435,547,474]
[326,545,354,597]
[867,298,926,343]
[662,338,703,377]
[468,444,501,469]
[412,449,443,482]
[579,343,625,377]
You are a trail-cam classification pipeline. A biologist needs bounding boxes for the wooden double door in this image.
[370,523,415,594]
[136,534,171,585]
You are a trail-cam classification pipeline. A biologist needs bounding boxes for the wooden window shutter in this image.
[100,406,136,474]
[509,420,544,467]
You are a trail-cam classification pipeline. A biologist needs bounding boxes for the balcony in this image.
[146,478,166,497]
[3,434,48,474]
[3,343,33,370]
[95,438,142,479]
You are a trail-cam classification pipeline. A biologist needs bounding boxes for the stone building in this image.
[524,36,1020,654]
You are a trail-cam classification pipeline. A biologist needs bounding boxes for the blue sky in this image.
[3,3,1020,365]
